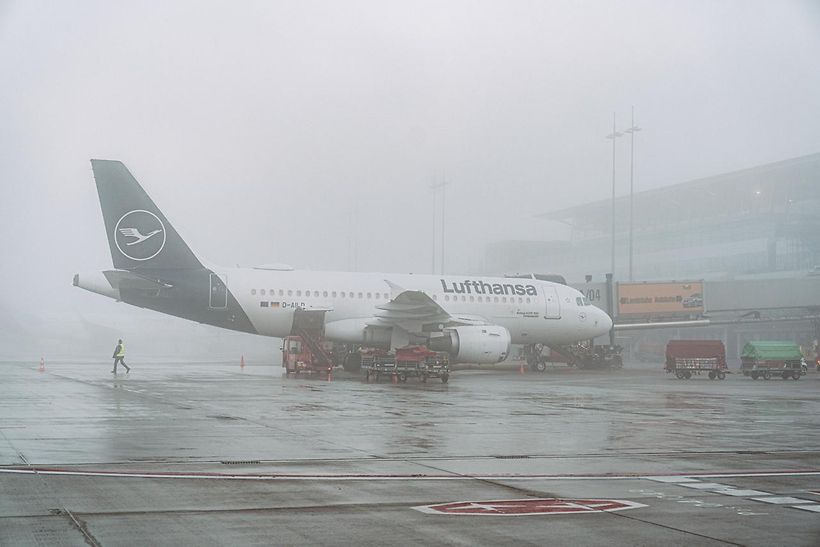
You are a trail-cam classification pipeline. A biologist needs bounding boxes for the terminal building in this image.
[485,152,820,361]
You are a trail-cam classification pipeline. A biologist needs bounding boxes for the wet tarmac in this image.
[1,360,819,546]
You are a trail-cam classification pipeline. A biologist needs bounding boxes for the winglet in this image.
[384,279,405,301]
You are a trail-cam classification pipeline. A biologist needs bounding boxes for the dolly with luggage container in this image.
[664,340,727,380]
[361,346,450,384]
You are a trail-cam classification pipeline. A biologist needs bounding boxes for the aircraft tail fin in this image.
[90,160,203,271]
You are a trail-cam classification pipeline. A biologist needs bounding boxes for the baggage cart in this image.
[665,340,727,380]
[740,341,803,380]
[362,346,450,384]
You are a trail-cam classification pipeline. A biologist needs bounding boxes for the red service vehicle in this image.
[665,340,727,380]
[282,335,334,377]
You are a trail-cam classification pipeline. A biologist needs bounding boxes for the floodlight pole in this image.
[429,179,449,275]
[605,114,623,281]
[624,107,642,282]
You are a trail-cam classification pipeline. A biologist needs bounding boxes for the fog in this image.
[1,0,819,360]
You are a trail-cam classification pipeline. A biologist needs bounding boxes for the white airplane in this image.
[74,160,612,369]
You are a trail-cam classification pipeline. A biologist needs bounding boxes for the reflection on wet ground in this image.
[1,361,818,545]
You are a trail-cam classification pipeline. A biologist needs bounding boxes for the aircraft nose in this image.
[591,307,613,336]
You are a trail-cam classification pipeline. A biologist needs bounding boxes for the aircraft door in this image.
[209,273,228,309]
[544,286,561,319]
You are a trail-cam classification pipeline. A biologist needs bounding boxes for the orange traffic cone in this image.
[39,357,45,372]
[240,355,245,369]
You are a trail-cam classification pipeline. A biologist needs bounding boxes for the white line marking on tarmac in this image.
[712,489,769,497]
[792,505,820,513]
[751,496,814,505]
[680,483,728,490]
[648,476,700,483]
[1,468,820,482]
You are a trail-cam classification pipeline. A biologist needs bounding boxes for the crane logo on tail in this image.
[114,210,166,261]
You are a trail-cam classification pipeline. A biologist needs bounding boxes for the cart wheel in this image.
[781,372,789,380]
[792,371,801,380]
[683,370,692,380]
[534,360,547,373]
[364,371,371,382]
[751,372,758,380]
[421,374,428,383]
[708,371,716,380]
[718,371,726,380]
[762,371,771,380]
[675,371,685,380]
[399,373,407,383]
[441,374,449,384]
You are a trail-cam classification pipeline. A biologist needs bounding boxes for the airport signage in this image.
[571,282,610,314]
[413,498,646,516]
[617,281,704,317]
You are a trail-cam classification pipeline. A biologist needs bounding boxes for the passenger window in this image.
[477,296,483,303]
[526,297,530,304]
[296,290,302,297]
[340,292,345,298]
[358,292,363,299]
[260,289,266,296]
[251,289,256,295]
[445,295,450,301]
[494,297,499,303]
[323,291,328,297]
[314,291,319,297]
[288,290,293,296]
[367,292,372,299]
[279,289,284,296]
[332,291,337,297]
[433,295,438,301]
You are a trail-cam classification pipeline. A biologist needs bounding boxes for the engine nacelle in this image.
[324,318,391,348]
[429,325,511,364]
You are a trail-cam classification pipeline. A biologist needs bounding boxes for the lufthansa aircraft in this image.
[74,160,612,368]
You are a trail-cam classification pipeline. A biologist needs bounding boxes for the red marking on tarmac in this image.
[413,498,646,516]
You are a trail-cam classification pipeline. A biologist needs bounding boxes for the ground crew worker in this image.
[112,339,130,374]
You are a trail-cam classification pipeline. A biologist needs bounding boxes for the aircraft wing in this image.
[372,280,490,335]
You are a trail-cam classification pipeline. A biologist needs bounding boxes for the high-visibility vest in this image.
[116,343,125,357]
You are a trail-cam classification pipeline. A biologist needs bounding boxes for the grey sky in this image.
[1,0,819,352]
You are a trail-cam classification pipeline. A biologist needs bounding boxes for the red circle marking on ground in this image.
[413,498,646,516]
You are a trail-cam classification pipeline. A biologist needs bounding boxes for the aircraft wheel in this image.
[792,371,801,380]
[751,372,759,380]
[683,370,692,380]
[534,360,547,373]
[675,371,685,380]
[708,371,716,380]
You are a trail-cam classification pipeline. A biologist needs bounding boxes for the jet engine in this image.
[429,325,511,364]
